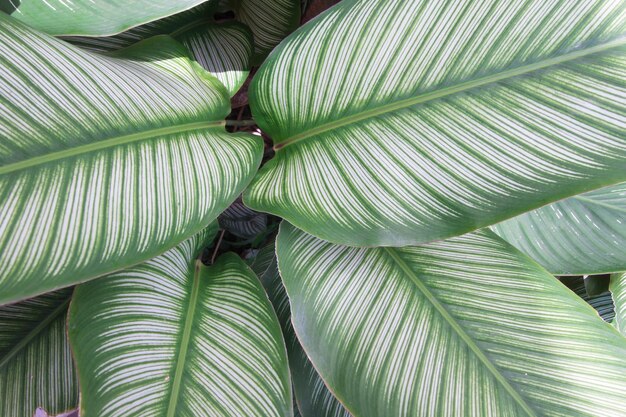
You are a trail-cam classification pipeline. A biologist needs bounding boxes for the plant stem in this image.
[225,119,257,127]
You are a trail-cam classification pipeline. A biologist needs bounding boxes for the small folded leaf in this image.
[0,16,262,304]
[611,272,626,335]
[4,0,209,36]
[258,244,351,417]
[246,0,626,246]
[219,200,268,238]
[277,222,626,416]
[561,276,614,322]
[493,183,626,275]
[0,289,78,417]
[65,4,253,96]
[69,229,292,417]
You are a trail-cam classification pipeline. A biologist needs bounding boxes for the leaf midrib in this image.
[166,259,203,417]
[275,36,626,150]
[0,121,224,175]
[383,248,538,417]
[0,296,71,370]
[573,195,626,214]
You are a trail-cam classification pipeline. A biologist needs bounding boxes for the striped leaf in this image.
[257,245,351,417]
[245,0,626,247]
[65,3,253,96]
[0,15,262,304]
[224,0,301,62]
[561,276,615,323]
[492,183,626,275]
[277,222,626,416]
[610,272,626,335]
[0,289,78,417]
[2,0,208,36]
[68,228,292,417]
[219,199,268,238]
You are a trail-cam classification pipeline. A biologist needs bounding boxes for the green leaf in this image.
[492,183,626,275]
[245,0,626,247]
[611,272,626,335]
[219,200,267,238]
[225,0,301,62]
[69,229,292,417]
[4,0,210,36]
[65,4,253,96]
[0,15,262,304]
[258,245,351,417]
[277,222,626,416]
[0,289,78,417]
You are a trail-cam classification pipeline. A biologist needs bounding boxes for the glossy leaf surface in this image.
[3,0,208,36]
[66,4,253,96]
[277,222,626,416]
[0,15,262,304]
[493,183,626,275]
[246,0,626,246]
[69,229,292,417]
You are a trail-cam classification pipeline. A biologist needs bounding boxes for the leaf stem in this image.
[224,119,257,128]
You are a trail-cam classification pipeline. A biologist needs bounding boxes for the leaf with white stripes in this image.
[257,245,351,417]
[611,272,626,335]
[2,0,209,36]
[492,183,626,275]
[223,0,301,62]
[245,0,626,247]
[68,228,292,417]
[65,3,253,96]
[0,15,262,304]
[277,222,626,416]
[0,289,78,417]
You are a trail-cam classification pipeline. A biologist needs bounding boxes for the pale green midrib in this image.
[166,260,203,417]
[0,297,71,370]
[573,195,626,214]
[0,121,224,175]
[276,36,626,150]
[383,248,538,417]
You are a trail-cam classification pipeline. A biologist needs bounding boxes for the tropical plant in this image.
[0,0,625,416]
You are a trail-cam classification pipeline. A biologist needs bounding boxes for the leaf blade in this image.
[277,222,626,416]
[246,0,626,246]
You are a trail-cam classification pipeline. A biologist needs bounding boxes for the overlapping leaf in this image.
[277,222,626,416]
[224,0,301,62]
[257,245,351,417]
[0,15,262,304]
[2,0,208,36]
[69,228,292,417]
[0,289,78,417]
[493,183,626,275]
[66,3,253,96]
[246,0,626,246]
[611,272,626,335]
[561,276,614,322]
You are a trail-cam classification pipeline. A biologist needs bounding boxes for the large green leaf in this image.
[69,228,292,417]
[65,3,253,96]
[277,222,626,416]
[3,0,208,36]
[0,15,262,304]
[245,0,626,247]
[0,289,78,417]
[611,272,626,335]
[257,245,351,417]
[492,183,626,275]
[224,0,301,62]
